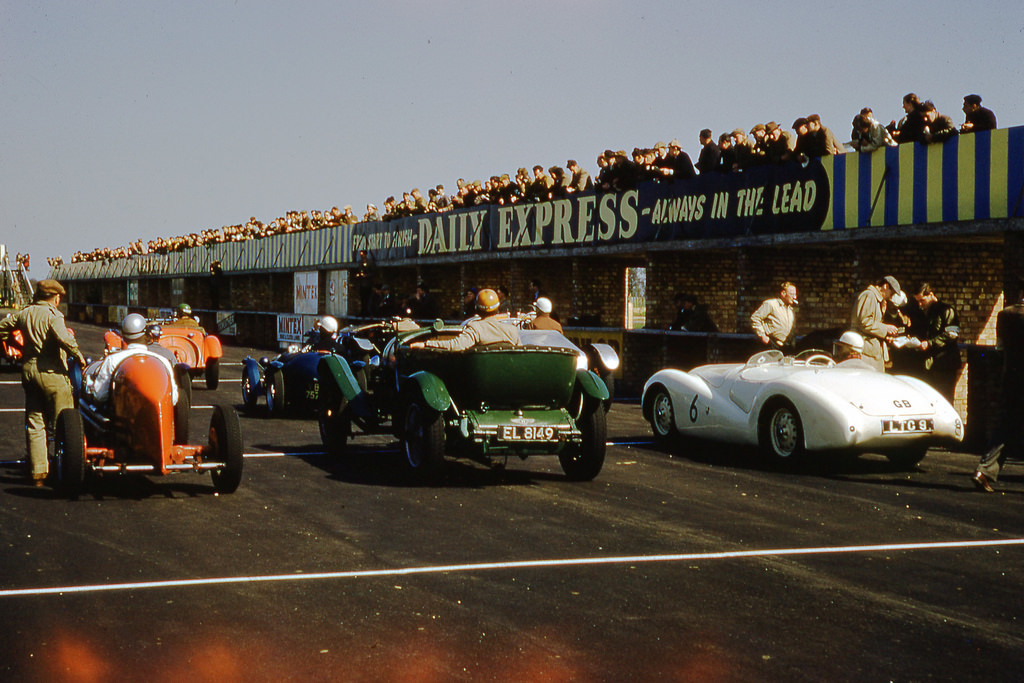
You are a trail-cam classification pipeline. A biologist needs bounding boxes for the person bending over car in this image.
[84,314,179,405]
[410,289,521,351]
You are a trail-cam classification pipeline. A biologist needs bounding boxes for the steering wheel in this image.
[797,352,836,367]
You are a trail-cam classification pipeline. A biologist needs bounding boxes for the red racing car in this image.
[54,353,243,498]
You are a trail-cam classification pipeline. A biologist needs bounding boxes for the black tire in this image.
[758,399,806,466]
[886,445,929,470]
[55,409,86,498]
[319,399,350,456]
[647,386,678,447]
[209,405,244,494]
[241,369,259,410]
[402,400,445,476]
[205,358,220,390]
[602,374,615,413]
[175,364,193,415]
[266,370,286,417]
[173,378,191,444]
[559,404,607,481]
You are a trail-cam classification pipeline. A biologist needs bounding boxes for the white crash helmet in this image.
[534,297,553,314]
[122,313,147,342]
[320,315,339,335]
[835,330,865,353]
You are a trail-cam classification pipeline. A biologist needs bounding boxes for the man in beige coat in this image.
[851,275,902,372]
[410,289,520,352]
[0,279,85,484]
[751,282,798,350]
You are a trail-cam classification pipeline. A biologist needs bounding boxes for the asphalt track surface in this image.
[1,324,1022,682]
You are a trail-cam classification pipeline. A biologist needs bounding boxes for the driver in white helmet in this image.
[306,315,341,352]
[833,330,874,368]
[84,314,179,404]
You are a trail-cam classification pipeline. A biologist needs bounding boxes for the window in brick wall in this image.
[626,267,646,329]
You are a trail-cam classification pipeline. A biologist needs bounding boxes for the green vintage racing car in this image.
[317,318,618,481]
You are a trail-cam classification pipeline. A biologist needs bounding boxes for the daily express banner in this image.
[353,160,831,261]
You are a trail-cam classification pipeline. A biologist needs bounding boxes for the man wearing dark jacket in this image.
[911,283,962,401]
[973,278,1024,492]
[695,129,721,174]
[961,94,997,133]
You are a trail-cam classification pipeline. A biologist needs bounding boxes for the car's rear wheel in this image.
[173,378,191,444]
[403,400,445,477]
[205,358,220,390]
[319,399,350,456]
[209,405,243,494]
[647,386,678,447]
[55,408,86,498]
[559,404,606,481]
[759,399,805,466]
[266,370,286,417]
[886,445,928,470]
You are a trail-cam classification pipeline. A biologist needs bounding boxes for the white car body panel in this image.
[642,351,963,454]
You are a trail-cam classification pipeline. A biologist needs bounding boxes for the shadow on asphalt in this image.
[1,463,222,501]
[273,443,577,489]
[627,436,950,478]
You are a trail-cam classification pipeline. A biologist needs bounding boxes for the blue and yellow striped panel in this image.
[822,125,1024,230]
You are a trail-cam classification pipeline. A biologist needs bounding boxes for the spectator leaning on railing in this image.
[54,92,1002,267]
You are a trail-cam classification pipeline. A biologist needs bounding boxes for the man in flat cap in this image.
[851,275,902,372]
[0,279,85,486]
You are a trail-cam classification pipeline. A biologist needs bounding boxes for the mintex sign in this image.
[294,271,319,315]
[277,314,303,343]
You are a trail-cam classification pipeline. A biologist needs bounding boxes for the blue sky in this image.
[2,1,1021,265]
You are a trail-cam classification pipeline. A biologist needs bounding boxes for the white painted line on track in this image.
[244,450,326,458]
[2,538,1021,598]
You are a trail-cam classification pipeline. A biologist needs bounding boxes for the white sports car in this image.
[641,349,963,468]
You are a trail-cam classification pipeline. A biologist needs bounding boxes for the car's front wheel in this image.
[402,400,445,477]
[209,405,244,494]
[647,386,678,447]
[759,399,805,466]
[55,408,86,498]
[560,404,607,481]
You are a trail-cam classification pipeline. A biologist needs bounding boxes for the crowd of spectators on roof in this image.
[60,94,999,266]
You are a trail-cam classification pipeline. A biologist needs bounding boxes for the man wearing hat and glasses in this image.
[851,275,903,373]
[0,279,85,486]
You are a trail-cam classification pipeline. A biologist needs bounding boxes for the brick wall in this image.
[648,239,1004,344]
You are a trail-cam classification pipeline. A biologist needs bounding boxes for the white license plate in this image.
[881,418,934,434]
[500,425,557,441]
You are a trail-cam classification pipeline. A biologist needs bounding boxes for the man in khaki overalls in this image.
[0,279,85,485]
